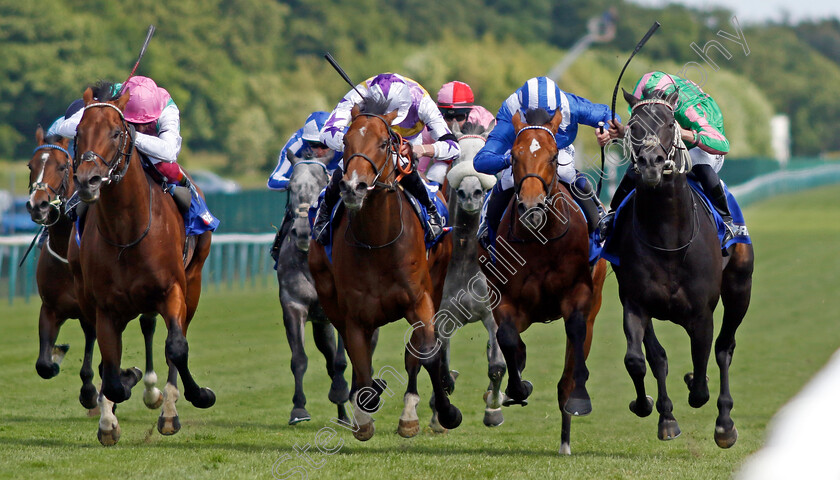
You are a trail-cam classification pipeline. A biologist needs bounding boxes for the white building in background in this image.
[770,114,790,167]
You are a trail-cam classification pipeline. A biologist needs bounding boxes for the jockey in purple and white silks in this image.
[313,73,461,244]
[473,76,619,247]
[268,111,343,260]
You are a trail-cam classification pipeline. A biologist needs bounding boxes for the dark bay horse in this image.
[26,127,162,415]
[309,101,460,441]
[276,151,349,425]
[478,109,608,455]
[612,88,753,448]
[69,86,213,445]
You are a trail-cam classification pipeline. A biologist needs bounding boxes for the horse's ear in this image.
[116,88,130,111]
[383,109,399,125]
[511,110,525,133]
[623,88,639,108]
[450,119,462,137]
[483,120,496,139]
[35,125,45,145]
[548,108,563,133]
[351,104,361,120]
[57,135,71,148]
[286,147,298,165]
[83,87,94,105]
[666,89,680,109]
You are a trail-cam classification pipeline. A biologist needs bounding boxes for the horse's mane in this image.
[360,93,393,116]
[523,108,552,126]
[460,121,486,135]
[88,80,119,102]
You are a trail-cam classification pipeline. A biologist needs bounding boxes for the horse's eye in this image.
[112,129,121,139]
[58,164,67,172]
[380,141,388,150]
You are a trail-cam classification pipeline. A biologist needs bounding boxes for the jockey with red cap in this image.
[56,76,188,187]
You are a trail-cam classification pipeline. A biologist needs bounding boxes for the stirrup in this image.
[721,217,735,245]
[598,211,616,241]
[313,207,331,246]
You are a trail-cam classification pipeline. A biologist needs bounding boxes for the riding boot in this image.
[271,203,294,262]
[171,170,193,215]
[599,168,638,240]
[477,184,515,250]
[570,176,602,236]
[708,183,735,247]
[314,169,343,245]
[399,170,444,242]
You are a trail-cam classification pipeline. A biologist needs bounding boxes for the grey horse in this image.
[276,151,349,424]
[431,121,508,429]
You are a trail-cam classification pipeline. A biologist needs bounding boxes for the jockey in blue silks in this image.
[474,76,619,247]
[268,111,342,261]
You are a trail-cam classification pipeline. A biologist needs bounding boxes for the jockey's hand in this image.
[595,127,611,147]
[399,142,413,159]
[607,119,626,139]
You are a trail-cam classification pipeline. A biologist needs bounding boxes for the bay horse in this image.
[276,151,349,425]
[308,99,461,441]
[612,88,753,447]
[433,121,508,429]
[26,127,163,415]
[478,108,607,455]
[69,85,213,445]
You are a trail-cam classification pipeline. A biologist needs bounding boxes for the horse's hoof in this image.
[35,359,60,379]
[429,412,448,434]
[483,408,504,427]
[79,383,99,410]
[503,380,532,406]
[629,395,654,418]
[688,389,710,409]
[714,425,738,448]
[97,424,121,446]
[397,419,420,438]
[558,442,571,456]
[51,344,70,365]
[158,414,181,435]
[329,380,350,405]
[658,417,681,440]
[124,367,143,388]
[187,387,216,409]
[353,421,375,441]
[143,387,164,410]
[563,389,592,416]
[437,404,462,430]
[289,408,311,425]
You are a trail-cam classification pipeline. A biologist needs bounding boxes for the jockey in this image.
[474,76,618,247]
[314,72,460,244]
[603,71,735,243]
[437,80,497,131]
[46,98,85,158]
[267,111,342,261]
[55,76,188,188]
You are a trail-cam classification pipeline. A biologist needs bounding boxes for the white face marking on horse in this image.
[359,126,366,138]
[529,139,541,154]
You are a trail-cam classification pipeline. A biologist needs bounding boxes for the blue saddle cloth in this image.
[74,185,219,246]
[308,181,450,263]
[601,179,751,266]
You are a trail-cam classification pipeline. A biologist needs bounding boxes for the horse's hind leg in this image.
[684,313,713,409]
[400,346,422,438]
[35,306,66,379]
[483,310,506,427]
[96,386,120,446]
[139,313,163,410]
[643,323,680,440]
[623,305,654,418]
[157,360,181,435]
[497,310,533,406]
[714,243,753,448]
[78,319,99,411]
[283,302,310,425]
[312,320,349,422]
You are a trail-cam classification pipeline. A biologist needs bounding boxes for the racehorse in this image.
[276,150,350,425]
[69,85,213,445]
[308,99,461,441]
[478,108,607,455]
[26,127,163,415]
[432,121,508,428]
[611,88,753,447]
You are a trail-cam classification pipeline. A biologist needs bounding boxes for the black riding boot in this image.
[399,170,444,242]
[477,184,515,249]
[313,169,343,245]
[270,202,294,262]
[693,164,735,247]
[569,177,602,235]
[599,168,638,240]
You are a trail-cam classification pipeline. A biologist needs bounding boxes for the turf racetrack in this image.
[0,185,838,479]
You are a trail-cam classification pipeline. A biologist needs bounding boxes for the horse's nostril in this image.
[25,201,33,213]
[339,180,349,193]
[356,183,368,193]
[517,203,528,216]
[38,201,49,210]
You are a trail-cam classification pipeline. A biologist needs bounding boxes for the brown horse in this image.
[309,100,460,441]
[478,108,605,455]
[69,85,213,445]
[27,127,163,416]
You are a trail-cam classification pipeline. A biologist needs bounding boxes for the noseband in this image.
[74,102,136,184]
[30,144,72,226]
[625,98,689,176]
[343,113,410,190]
[513,125,559,200]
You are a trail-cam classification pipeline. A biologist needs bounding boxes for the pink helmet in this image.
[123,76,171,124]
[437,81,474,109]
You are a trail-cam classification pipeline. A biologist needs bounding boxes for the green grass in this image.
[0,185,838,479]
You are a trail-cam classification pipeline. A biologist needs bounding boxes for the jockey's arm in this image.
[417,95,460,162]
[134,104,182,163]
[54,108,84,139]
[473,107,515,175]
[320,83,368,152]
[267,128,304,191]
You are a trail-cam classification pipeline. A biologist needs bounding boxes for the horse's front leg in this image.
[312,320,349,423]
[343,324,377,441]
[496,306,533,406]
[139,313,163,410]
[482,308,507,427]
[35,305,66,379]
[282,301,310,425]
[78,318,99,411]
[96,312,141,404]
[683,313,713,409]
[160,285,215,409]
[643,322,680,440]
[560,284,593,417]
[157,360,181,435]
[406,294,462,432]
[399,344,422,438]
[623,304,654,418]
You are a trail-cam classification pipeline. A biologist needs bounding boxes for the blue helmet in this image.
[301,111,330,142]
[516,77,563,116]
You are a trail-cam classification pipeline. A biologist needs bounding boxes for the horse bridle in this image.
[342,113,409,191]
[74,102,136,185]
[30,144,72,226]
[512,125,559,202]
[625,98,689,175]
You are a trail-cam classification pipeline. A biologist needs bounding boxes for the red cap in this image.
[437,81,474,109]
